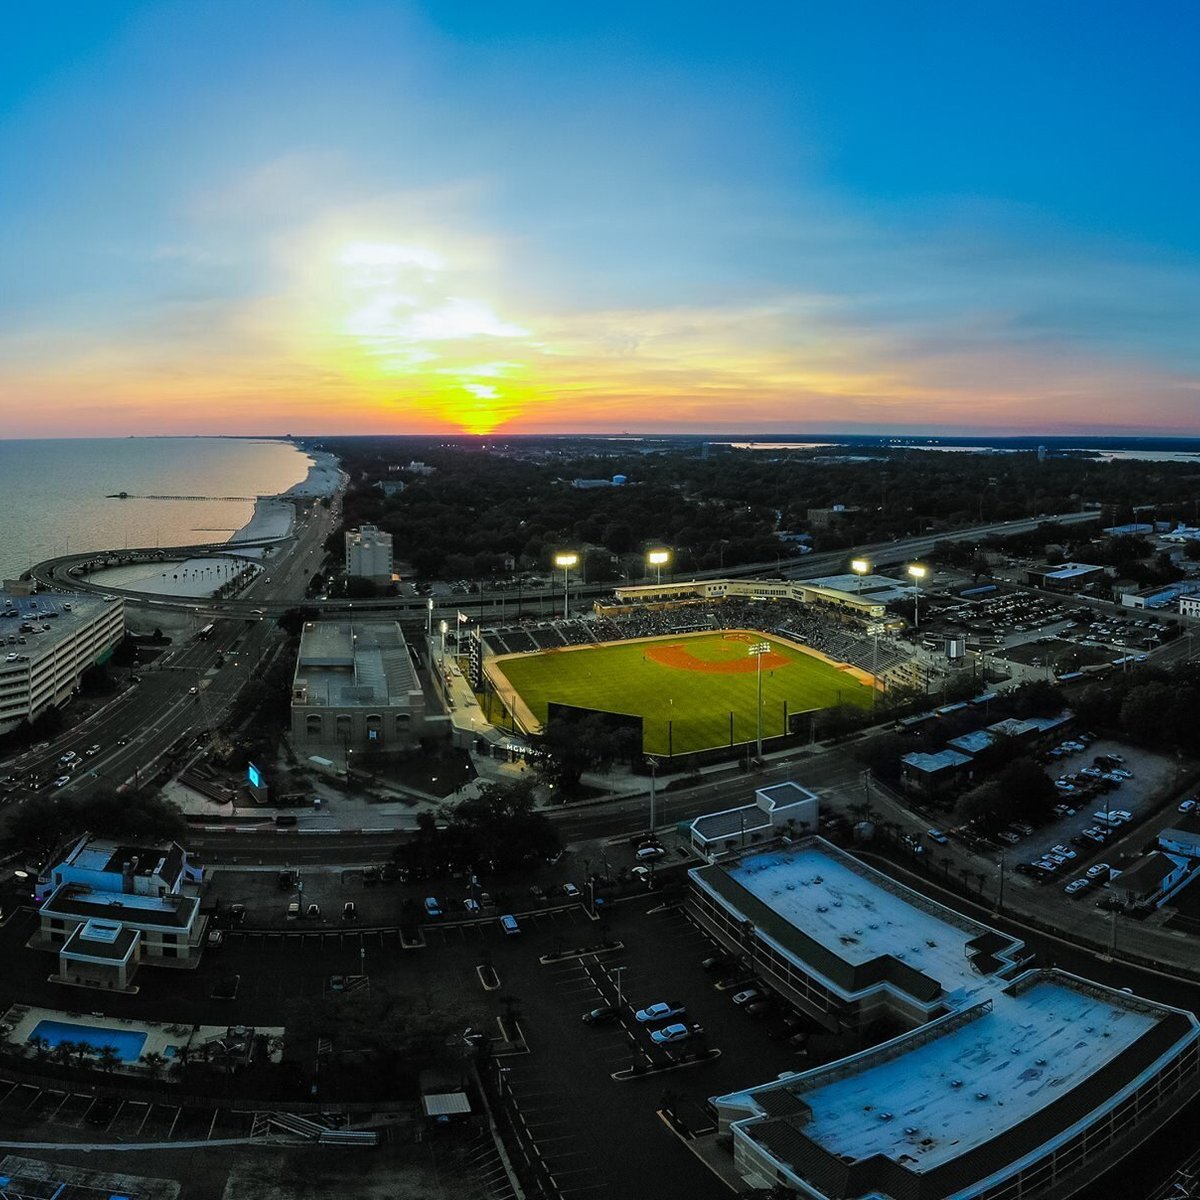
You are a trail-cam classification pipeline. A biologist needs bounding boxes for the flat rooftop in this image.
[700,846,1017,1006]
[799,980,1155,1171]
[43,884,197,929]
[66,838,182,882]
[731,973,1197,1199]
[293,619,418,708]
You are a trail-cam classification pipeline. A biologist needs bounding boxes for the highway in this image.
[25,508,1099,624]
[0,493,338,817]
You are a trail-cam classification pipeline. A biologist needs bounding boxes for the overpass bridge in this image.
[22,510,1100,625]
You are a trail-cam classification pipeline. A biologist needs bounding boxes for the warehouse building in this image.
[290,619,426,753]
[0,591,125,733]
[700,841,1200,1199]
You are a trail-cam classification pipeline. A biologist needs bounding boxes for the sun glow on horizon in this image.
[333,238,536,433]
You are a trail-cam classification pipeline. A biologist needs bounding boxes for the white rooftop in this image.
[727,849,995,1004]
[798,980,1156,1172]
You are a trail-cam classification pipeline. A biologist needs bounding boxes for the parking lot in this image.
[0,1076,260,1142]
[995,739,1178,897]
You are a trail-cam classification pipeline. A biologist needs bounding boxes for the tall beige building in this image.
[345,524,394,584]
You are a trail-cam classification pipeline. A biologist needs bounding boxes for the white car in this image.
[635,1001,685,1024]
[635,845,665,861]
[1064,879,1089,895]
[52,776,70,788]
[1180,799,1197,814]
[731,988,762,1007]
[649,1023,694,1045]
[1086,863,1111,879]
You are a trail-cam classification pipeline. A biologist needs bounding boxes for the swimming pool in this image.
[29,1019,147,1061]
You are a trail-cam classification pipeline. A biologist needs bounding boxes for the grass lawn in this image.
[491,630,873,755]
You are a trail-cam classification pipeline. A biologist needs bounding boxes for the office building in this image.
[345,524,394,584]
[698,842,1200,1199]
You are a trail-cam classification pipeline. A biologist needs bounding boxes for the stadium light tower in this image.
[907,564,927,629]
[553,551,578,619]
[647,548,671,585]
[439,619,448,661]
[850,558,871,591]
[749,641,770,758]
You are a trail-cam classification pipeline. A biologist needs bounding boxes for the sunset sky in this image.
[1,1,1197,437]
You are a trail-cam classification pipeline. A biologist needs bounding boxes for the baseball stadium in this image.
[485,627,877,756]
[470,575,919,756]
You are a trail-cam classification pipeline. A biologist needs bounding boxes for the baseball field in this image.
[488,629,875,755]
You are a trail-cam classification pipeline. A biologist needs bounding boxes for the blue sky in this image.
[1,1,1197,435]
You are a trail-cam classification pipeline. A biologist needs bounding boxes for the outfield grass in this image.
[491,630,874,755]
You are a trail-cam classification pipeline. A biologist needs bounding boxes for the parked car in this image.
[635,1001,686,1024]
[1179,799,1197,814]
[306,903,320,919]
[636,845,666,861]
[463,898,480,915]
[702,954,733,973]
[926,829,949,845]
[650,1023,694,1045]
[562,882,581,899]
[731,988,762,1007]
[52,776,70,788]
[1086,863,1111,879]
[1065,879,1089,895]
[582,1005,618,1025]
[500,914,520,935]
[342,901,357,920]
[424,896,442,918]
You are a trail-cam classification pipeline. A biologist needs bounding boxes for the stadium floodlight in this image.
[748,641,771,757]
[647,548,671,585]
[439,618,449,659]
[554,551,579,619]
[907,563,927,628]
[850,558,871,591]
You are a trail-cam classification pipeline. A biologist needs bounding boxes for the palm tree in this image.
[74,1042,96,1070]
[52,1040,76,1068]
[142,1051,166,1079]
[28,1035,50,1062]
[96,1044,121,1074]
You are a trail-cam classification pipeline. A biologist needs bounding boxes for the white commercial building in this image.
[345,524,394,584]
[698,841,1200,1200]
[34,835,206,991]
[0,592,125,733]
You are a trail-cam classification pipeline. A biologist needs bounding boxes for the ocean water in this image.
[0,438,312,582]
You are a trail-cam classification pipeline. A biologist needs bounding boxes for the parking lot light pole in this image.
[613,966,625,1011]
[749,642,770,758]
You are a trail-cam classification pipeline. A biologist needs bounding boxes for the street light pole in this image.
[647,755,658,834]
